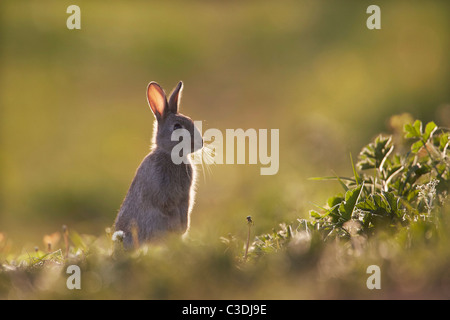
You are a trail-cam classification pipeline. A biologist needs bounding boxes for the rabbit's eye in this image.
[173,123,182,131]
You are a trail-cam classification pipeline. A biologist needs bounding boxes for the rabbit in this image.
[114,81,203,249]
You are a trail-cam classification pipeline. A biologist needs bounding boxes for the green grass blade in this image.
[350,152,360,186]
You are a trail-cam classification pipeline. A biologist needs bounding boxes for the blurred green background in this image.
[1,0,449,249]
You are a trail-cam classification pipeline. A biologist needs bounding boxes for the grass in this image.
[1,1,449,300]
[1,118,449,299]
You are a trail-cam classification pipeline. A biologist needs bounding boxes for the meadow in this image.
[1,1,450,299]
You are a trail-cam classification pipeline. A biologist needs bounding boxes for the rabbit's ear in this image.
[147,82,168,121]
[168,81,183,114]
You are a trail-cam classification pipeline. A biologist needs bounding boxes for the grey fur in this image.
[114,81,202,249]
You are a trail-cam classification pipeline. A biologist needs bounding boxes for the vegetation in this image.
[253,120,449,251]
[1,1,450,300]
[1,119,449,299]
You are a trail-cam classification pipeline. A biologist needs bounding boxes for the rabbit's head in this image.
[147,81,203,158]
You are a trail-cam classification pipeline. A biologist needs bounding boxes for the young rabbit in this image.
[114,81,203,249]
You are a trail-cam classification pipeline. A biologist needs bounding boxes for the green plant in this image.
[251,119,449,256]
